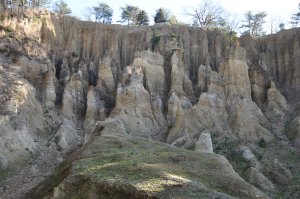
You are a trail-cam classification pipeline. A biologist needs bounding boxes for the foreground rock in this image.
[27,123,269,199]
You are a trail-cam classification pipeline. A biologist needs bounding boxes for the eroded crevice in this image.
[53,57,68,109]
[54,58,63,79]
[162,51,173,114]
[54,79,65,108]
[24,126,105,199]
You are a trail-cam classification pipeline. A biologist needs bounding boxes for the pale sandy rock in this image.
[197,65,225,98]
[150,95,167,140]
[111,65,166,140]
[286,116,300,148]
[197,65,208,92]
[84,86,106,132]
[0,155,8,170]
[94,118,127,135]
[0,67,50,170]
[17,56,56,106]
[98,56,115,93]
[166,92,228,145]
[191,93,228,135]
[219,46,251,101]
[242,29,300,93]
[242,149,255,162]
[241,148,261,170]
[54,121,81,150]
[1,12,300,198]
[166,93,187,144]
[249,68,267,108]
[61,71,87,124]
[229,98,274,142]
[170,52,193,98]
[195,130,213,153]
[246,167,276,192]
[262,158,293,185]
[44,74,56,107]
[133,51,165,98]
[266,81,289,119]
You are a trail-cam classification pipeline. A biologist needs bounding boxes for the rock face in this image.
[111,65,166,141]
[0,11,300,199]
[286,116,300,148]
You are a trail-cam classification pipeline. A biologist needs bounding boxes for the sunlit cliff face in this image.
[0,10,300,199]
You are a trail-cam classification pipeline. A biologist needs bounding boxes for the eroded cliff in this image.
[0,10,300,199]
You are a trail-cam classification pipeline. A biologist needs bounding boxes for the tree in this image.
[240,11,267,37]
[207,16,238,40]
[29,0,51,8]
[154,8,169,23]
[93,2,113,24]
[290,3,300,27]
[53,0,71,15]
[279,23,285,30]
[119,5,139,25]
[185,0,223,30]
[168,15,179,25]
[268,16,280,34]
[135,10,149,25]
[1,0,51,13]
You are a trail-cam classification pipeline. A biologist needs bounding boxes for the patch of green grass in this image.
[69,132,265,198]
[0,169,9,179]
[150,31,161,51]
[261,141,300,199]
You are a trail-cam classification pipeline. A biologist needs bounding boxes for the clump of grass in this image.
[69,132,266,198]
[150,31,161,51]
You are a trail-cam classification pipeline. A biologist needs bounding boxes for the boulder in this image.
[0,155,8,170]
[246,167,276,192]
[195,130,213,153]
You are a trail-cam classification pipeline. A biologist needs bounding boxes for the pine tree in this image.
[240,11,267,37]
[119,5,139,25]
[154,8,167,23]
[279,23,285,30]
[135,10,149,25]
[53,0,71,15]
[93,2,113,24]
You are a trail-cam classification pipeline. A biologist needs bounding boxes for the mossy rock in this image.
[27,127,269,199]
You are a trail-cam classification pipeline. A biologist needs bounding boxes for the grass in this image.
[66,131,265,199]
[150,31,161,51]
[263,141,300,199]
[26,129,268,198]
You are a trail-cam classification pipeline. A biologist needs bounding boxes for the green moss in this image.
[27,131,266,198]
[150,31,161,51]
[260,141,300,199]
[169,31,177,40]
[68,133,261,198]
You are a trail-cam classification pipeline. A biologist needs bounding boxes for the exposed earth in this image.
[0,10,300,199]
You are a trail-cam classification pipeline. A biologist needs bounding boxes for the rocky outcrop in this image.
[28,124,269,199]
[246,167,276,192]
[111,65,166,141]
[0,59,52,172]
[286,116,300,148]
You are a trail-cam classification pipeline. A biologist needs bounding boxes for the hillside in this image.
[0,10,300,199]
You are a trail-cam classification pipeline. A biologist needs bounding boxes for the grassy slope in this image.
[50,128,267,199]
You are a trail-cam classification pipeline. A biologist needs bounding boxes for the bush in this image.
[150,31,161,51]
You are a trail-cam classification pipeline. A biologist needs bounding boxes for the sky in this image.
[64,0,299,31]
